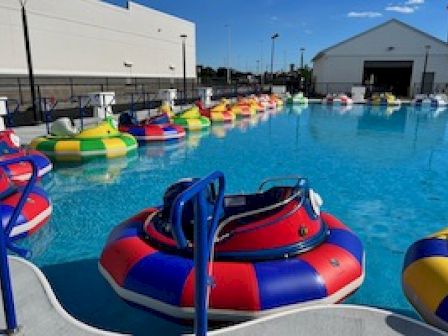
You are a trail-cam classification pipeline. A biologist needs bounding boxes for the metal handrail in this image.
[5,99,20,128]
[69,95,92,130]
[170,171,225,336]
[128,92,151,116]
[39,97,58,134]
[0,156,39,333]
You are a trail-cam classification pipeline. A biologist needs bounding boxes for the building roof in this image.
[312,19,448,62]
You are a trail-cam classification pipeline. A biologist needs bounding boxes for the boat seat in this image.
[118,112,138,126]
[50,118,79,137]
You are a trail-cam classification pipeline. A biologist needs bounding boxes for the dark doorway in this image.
[363,61,413,97]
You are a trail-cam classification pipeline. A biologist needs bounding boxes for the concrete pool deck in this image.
[3,256,446,336]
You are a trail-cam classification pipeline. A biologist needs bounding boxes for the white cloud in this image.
[347,11,383,18]
[405,0,424,4]
[385,5,416,13]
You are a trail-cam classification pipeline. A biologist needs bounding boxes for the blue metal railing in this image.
[0,157,38,333]
[70,95,92,130]
[129,92,151,117]
[5,99,20,128]
[40,97,58,135]
[170,171,225,336]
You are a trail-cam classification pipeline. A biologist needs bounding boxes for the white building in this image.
[312,19,448,97]
[0,0,196,79]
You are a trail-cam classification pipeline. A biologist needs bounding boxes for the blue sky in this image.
[105,0,448,72]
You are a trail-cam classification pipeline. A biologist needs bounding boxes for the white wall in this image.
[0,0,196,78]
[313,20,448,94]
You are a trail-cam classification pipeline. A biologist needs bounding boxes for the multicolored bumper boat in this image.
[0,167,51,240]
[31,117,137,161]
[100,175,364,321]
[0,130,52,182]
[118,113,185,142]
[197,101,235,123]
[173,107,211,131]
[403,228,448,332]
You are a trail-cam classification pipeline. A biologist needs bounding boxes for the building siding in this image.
[0,0,196,78]
[312,20,448,96]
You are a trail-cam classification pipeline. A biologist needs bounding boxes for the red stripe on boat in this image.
[321,212,350,231]
[299,244,362,295]
[180,262,261,311]
[100,236,157,286]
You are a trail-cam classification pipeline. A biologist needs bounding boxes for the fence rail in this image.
[0,76,271,126]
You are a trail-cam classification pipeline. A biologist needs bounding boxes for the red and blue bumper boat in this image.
[100,174,364,321]
[118,112,185,142]
[0,130,52,182]
[0,156,51,241]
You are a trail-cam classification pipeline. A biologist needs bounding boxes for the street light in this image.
[421,45,431,94]
[19,0,39,123]
[180,34,187,104]
[270,33,279,89]
[225,24,231,85]
[300,47,305,70]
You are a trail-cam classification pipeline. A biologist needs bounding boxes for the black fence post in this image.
[17,78,23,105]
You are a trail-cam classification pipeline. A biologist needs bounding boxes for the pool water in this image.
[23,104,448,335]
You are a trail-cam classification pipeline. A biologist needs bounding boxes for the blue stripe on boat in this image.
[327,228,363,265]
[0,204,27,227]
[106,219,142,245]
[436,295,448,322]
[254,258,327,310]
[124,252,194,305]
[403,238,448,270]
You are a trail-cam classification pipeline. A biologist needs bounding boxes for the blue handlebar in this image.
[170,171,225,249]
[0,155,39,333]
[0,157,39,241]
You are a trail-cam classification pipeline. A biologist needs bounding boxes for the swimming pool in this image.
[23,104,448,335]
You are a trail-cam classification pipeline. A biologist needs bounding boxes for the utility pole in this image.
[180,34,187,103]
[20,0,39,123]
[270,33,279,89]
[300,48,305,70]
[225,24,231,85]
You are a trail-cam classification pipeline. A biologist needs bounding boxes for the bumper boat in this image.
[118,112,185,142]
[259,95,277,110]
[368,93,401,106]
[402,228,448,332]
[412,94,448,108]
[271,94,284,107]
[31,117,137,162]
[0,160,51,240]
[172,107,211,131]
[100,174,365,321]
[287,92,308,105]
[196,101,235,123]
[322,94,353,105]
[0,130,52,182]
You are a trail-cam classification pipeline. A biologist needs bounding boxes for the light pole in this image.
[180,34,187,103]
[225,25,231,85]
[19,0,39,123]
[421,45,431,94]
[300,47,305,70]
[270,33,279,88]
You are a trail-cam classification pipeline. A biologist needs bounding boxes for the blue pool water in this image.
[23,104,448,335]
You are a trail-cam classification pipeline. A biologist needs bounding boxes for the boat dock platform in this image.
[2,256,446,336]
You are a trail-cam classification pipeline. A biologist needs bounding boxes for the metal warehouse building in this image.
[0,0,196,104]
[312,19,448,97]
